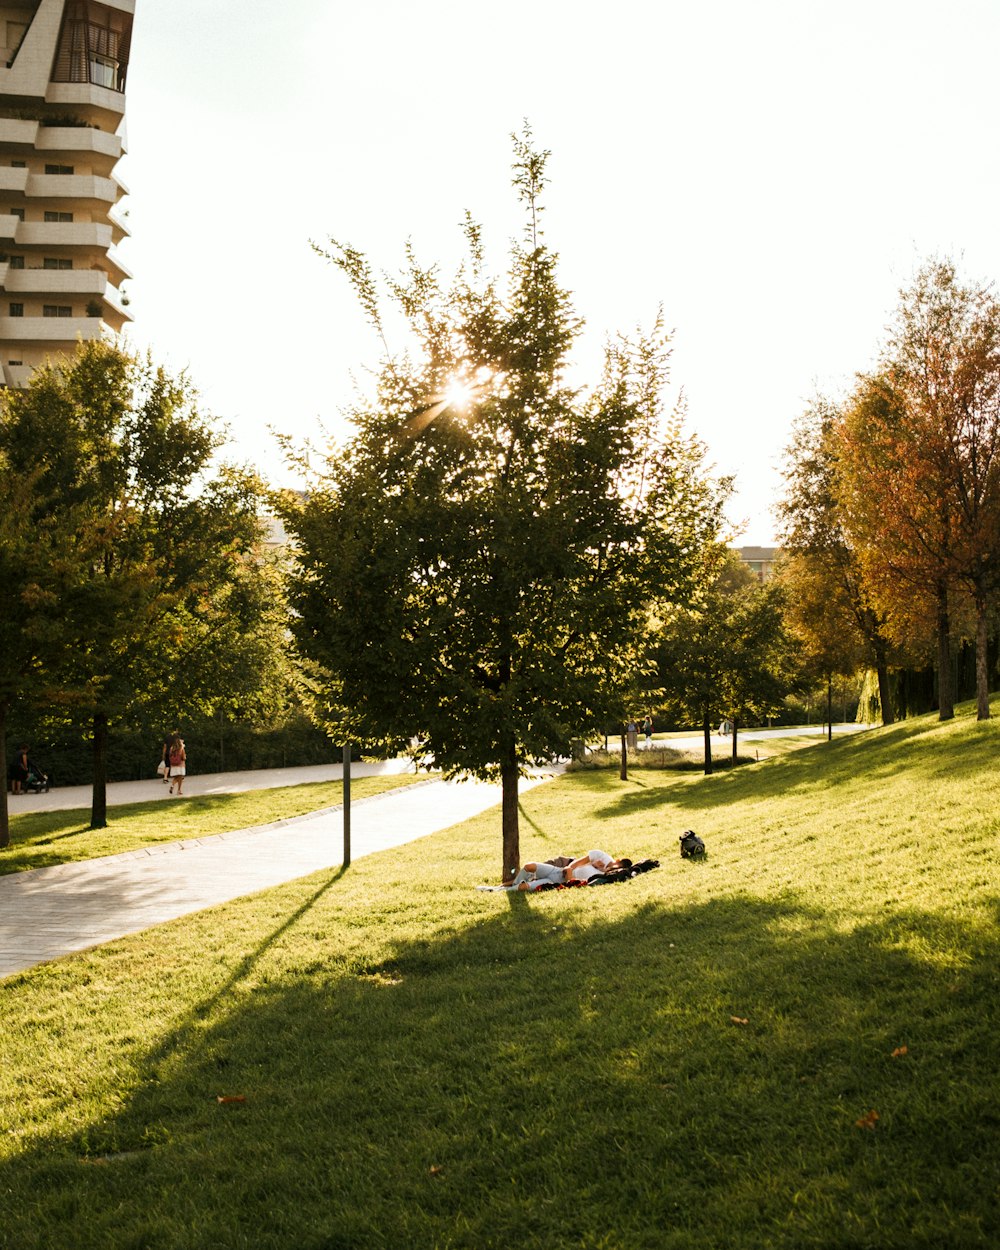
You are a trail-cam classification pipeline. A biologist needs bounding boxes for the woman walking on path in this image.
[159,732,174,784]
[9,745,29,794]
[167,736,187,796]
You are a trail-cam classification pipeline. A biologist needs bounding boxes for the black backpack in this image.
[679,830,706,859]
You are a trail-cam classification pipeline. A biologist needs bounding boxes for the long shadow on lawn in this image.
[2,881,999,1250]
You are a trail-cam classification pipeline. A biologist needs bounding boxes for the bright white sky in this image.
[119,1,1000,544]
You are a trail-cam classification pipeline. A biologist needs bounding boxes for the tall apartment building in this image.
[0,0,132,389]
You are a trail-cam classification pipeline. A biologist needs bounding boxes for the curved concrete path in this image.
[0,770,552,981]
[7,757,415,815]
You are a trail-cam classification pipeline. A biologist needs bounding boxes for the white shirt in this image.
[570,850,614,881]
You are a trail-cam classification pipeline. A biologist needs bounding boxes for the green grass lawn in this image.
[1,704,998,1248]
[0,772,432,876]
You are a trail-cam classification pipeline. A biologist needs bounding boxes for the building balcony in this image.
[105,248,132,287]
[0,119,38,149]
[3,269,110,296]
[101,288,131,333]
[0,167,28,194]
[2,362,35,388]
[106,206,129,244]
[45,83,126,130]
[89,0,136,15]
[15,221,114,249]
[35,127,124,164]
[26,173,121,206]
[0,314,104,342]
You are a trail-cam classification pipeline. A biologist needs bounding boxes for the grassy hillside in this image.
[1,704,998,1249]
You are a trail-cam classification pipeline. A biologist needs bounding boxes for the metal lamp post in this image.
[342,742,351,868]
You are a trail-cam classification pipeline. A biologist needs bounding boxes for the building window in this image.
[8,255,23,268]
[10,207,23,221]
[43,257,73,270]
[44,164,74,176]
[8,359,22,366]
[10,160,25,168]
[9,303,23,316]
[52,6,132,92]
[43,305,73,318]
[43,211,73,223]
[90,53,117,89]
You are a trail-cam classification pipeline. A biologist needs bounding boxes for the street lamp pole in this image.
[342,743,351,867]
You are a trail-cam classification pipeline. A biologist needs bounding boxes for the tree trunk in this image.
[975,589,991,721]
[731,715,738,765]
[827,674,833,742]
[500,740,520,884]
[91,711,109,829]
[872,637,894,726]
[936,582,954,721]
[703,714,713,776]
[0,701,9,849]
[619,728,627,781]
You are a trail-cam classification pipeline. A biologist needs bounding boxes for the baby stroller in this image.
[24,762,50,793]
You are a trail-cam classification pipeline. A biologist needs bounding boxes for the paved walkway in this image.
[7,757,415,815]
[2,727,869,982]
[0,771,551,981]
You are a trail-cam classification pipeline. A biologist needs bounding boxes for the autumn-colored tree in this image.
[838,259,1000,721]
[775,396,897,723]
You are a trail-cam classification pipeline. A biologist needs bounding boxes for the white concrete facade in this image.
[0,0,133,387]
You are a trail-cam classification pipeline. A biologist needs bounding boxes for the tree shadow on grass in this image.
[2,877,999,1250]
[516,798,561,845]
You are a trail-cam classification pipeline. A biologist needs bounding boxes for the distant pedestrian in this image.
[642,715,653,746]
[159,732,174,784]
[626,719,639,752]
[9,744,29,794]
[167,736,187,796]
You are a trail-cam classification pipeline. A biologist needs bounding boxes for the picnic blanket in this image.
[477,859,660,892]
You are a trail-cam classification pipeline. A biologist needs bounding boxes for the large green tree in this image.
[0,466,66,847]
[0,340,287,829]
[280,133,725,880]
[721,572,795,758]
[654,550,790,773]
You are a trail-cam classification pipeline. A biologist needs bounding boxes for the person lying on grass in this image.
[504,850,632,890]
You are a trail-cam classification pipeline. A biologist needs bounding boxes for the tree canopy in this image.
[0,340,287,829]
[837,259,1000,721]
[280,132,727,879]
[654,550,791,772]
[776,396,897,724]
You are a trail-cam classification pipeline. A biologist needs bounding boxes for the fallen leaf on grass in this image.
[429,1165,444,1176]
[855,1109,880,1131]
[730,1016,749,1026]
[216,1095,246,1104]
[891,1046,908,1058]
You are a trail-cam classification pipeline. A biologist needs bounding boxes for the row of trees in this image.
[0,340,289,847]
[777,258,1000,725]
[276,132,804,878]
[10,140,991,883]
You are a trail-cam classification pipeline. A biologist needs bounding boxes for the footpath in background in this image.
[7,758,415,815]
[0,771,552,981]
